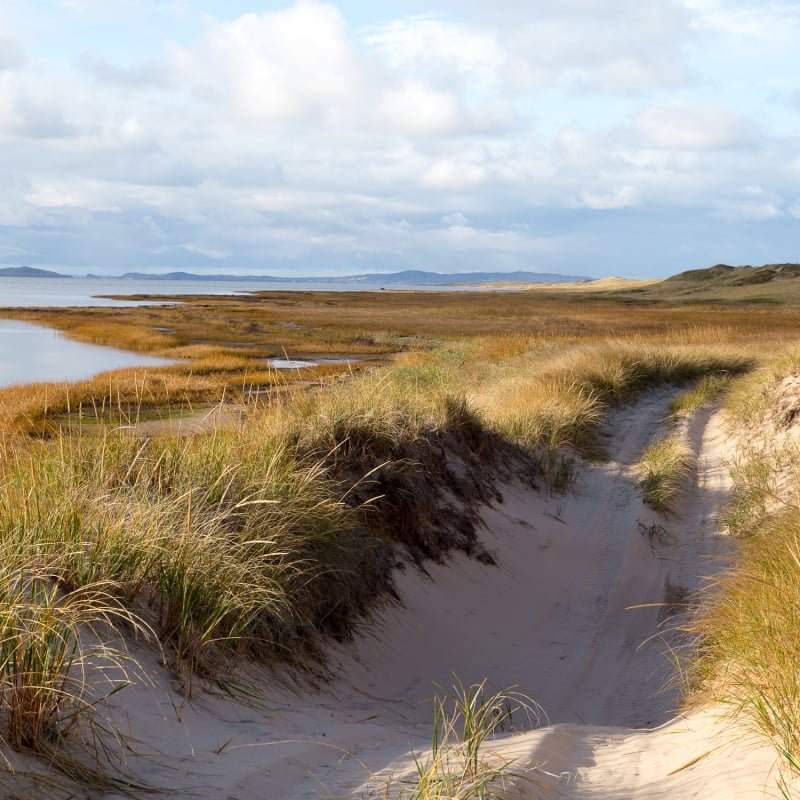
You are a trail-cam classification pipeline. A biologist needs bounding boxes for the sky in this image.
[0,0,798,278]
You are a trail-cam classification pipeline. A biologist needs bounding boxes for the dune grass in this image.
[0,423,391,679]
[0,564,154,790]
[637,435,694,515]
[387,680,544,800]
[668,373,733,417]
[685,504,800,796]
[684,352,800,793]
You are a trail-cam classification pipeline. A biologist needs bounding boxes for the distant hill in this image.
[590,261,800,306]
[664,263,800,288]
[0,265,66,278]
[117,269,592,285]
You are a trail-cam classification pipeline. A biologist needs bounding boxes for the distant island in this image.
[0,265,65,278]
[0,266,593,284]
[116,269,593,285]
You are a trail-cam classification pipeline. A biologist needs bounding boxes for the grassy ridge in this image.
[1,424,387,677]
[685,349,800,792]
[634,374,734,515]
[687,509,800,792]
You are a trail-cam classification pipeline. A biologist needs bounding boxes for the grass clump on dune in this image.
[668,373,733,417]
[471,341,751,445]
[724,346,800,428]
[0,425,389,679]
[0,564,152,789]
[388,680,545,800]
[637,434,694,515]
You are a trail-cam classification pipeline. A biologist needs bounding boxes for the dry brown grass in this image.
[2,286,797,438]
[8,287,800,352]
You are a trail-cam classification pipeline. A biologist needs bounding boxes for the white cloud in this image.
[24,179,121,212]
[420,160,489,189]
[0,12,26,74]
[77,52,169,89]
[0,72,77,140]
[173,2,362,124]
[556,127,607,169]
[183,242,231,260]
[363,16,501,81]
[500,0,693,93]
[365,2,693,97]
[376,81,462,136]
[713,185,784,221]
[634,100,758,150]
[686,0,800,38]
[578,186,641,210]
[432,222,553,257]
[0,201,31,227]
[441,212,469,227]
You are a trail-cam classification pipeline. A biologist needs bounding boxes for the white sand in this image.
[100,387,792,799]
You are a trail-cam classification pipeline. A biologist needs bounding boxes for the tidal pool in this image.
[0,320,174,389]
[267,356,361,369]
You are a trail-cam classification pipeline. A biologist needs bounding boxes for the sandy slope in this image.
[103,387,789,799]
[329,387,731,730]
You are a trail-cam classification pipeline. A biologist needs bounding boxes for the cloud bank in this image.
[0,1,798,277]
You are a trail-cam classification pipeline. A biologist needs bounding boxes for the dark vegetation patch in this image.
[313,399,533,568]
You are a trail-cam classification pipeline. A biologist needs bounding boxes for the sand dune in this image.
[103,387,791,799]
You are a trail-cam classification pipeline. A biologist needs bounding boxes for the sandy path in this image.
[104,387,787,799]
[329,386,731,729]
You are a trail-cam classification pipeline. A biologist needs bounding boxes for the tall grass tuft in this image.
[391,680,545,800]
[470,341,751,455]
[637,434,694,514]
[668,373,733,417]
[0,423,389,680]
[0,563,151,786]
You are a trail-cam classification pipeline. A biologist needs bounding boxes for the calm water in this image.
[0,276,407,389]
[0,277,412,308]
[0,320,174,389]
[267,356,362,369]
[0,277,271,307]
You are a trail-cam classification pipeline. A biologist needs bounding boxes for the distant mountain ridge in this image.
[0,265,64,278]
[1,266,593,284]
[117,269,593,284]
